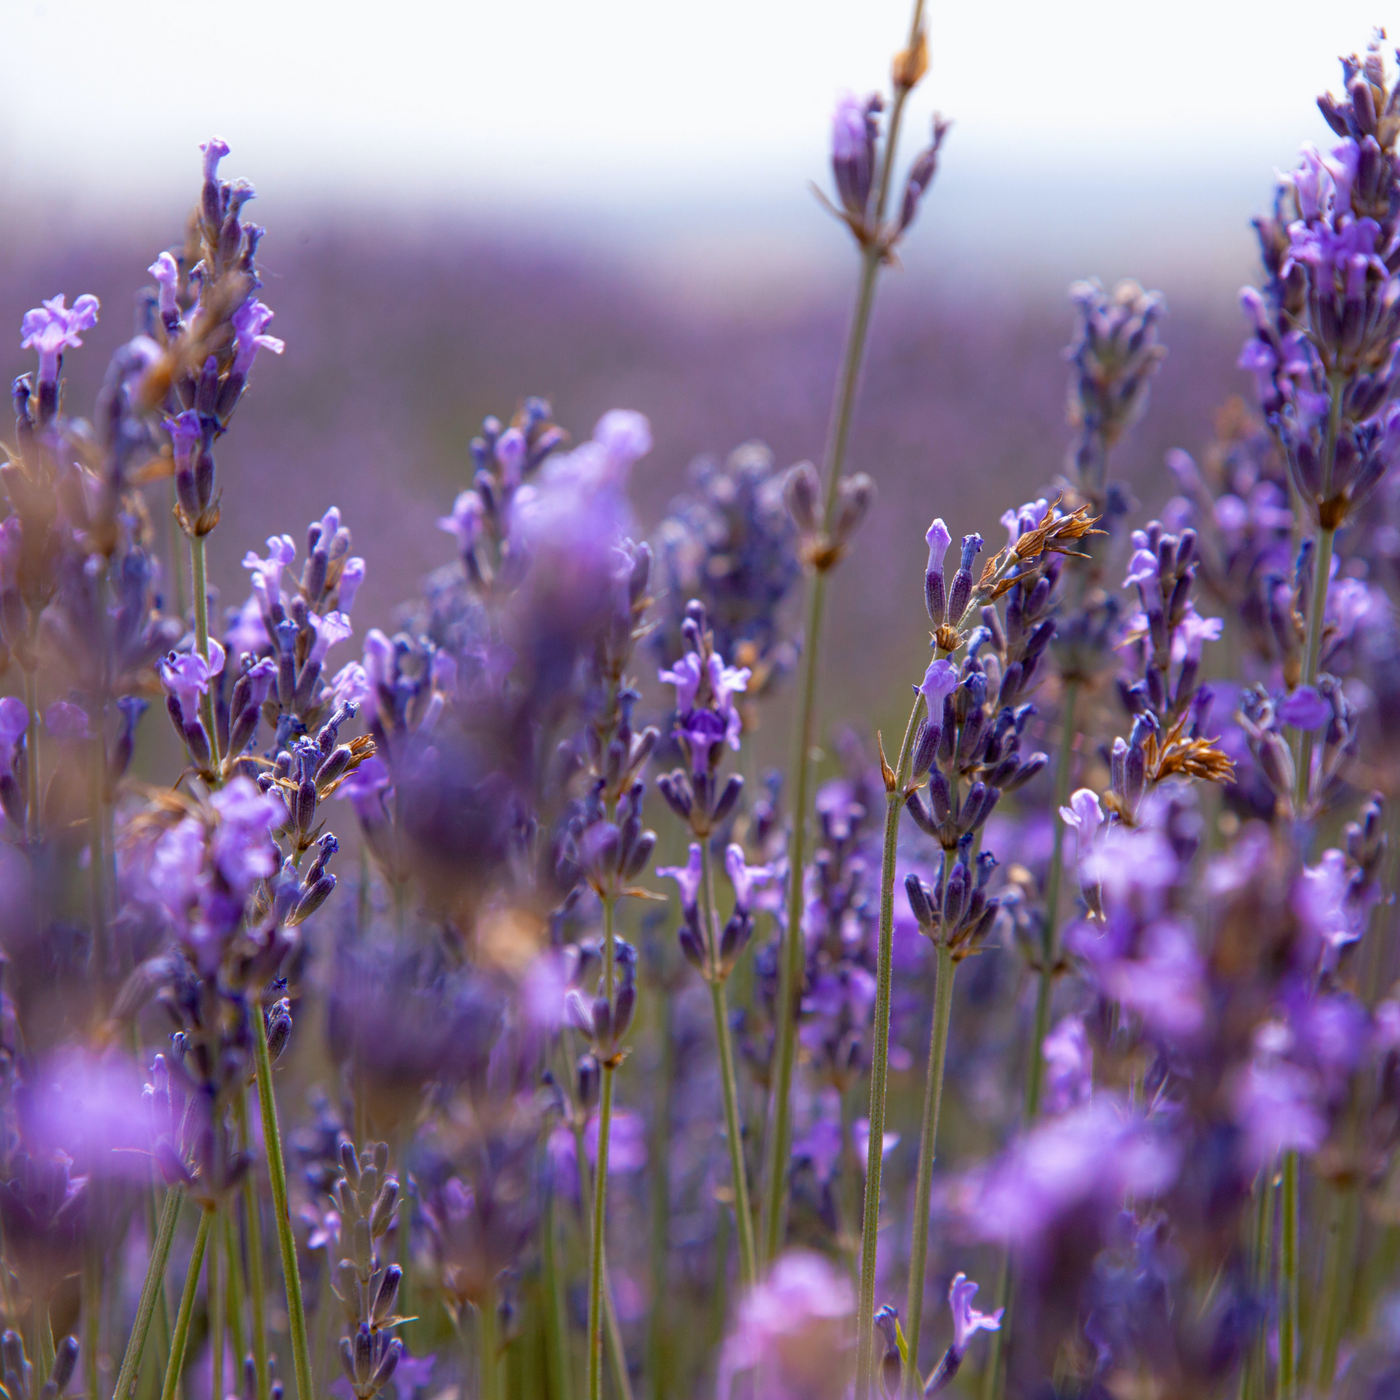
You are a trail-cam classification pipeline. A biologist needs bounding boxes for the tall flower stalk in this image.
[763,0,948,1267]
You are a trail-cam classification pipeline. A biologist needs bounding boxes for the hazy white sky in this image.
[3,0,1398,287]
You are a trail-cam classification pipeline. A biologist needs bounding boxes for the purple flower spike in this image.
[1278,685,1331,731]
[21,293,100,385]
[308,610,353,664]
[919,658,959,712]
[656,842,703,913]
[949,1273,1003,1359]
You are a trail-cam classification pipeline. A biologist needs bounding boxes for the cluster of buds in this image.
[783,461,875,575]
[565,938,638,1068]
[437,399,565,594]
[0,1331,77,1400]
[657,601,750,837]
[822,61,951,261]
[904,836,1002,959]
[657,842,771,984]
[558,779,657,903]
[1236,677,1357,819]
[330,1141,404,1400]
[257,701,372,853]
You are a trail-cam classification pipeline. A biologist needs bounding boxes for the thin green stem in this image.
[478,1286,501,1400]
[587,1063,615,1400]
[83,1238,102,1400]
[111,1187,185,1400]
[709,978,758,1290]
[1278,1152,1300,1400]
[223,1208,246,1376]
[647,985,673,1400]
[252,1010,313,1400]
[542,1187,571,1400]
[209,1205,224,1400]
[234,1092,270,1400]
[901,943,956,1397]
[1313,1183,1356,1393]
[1293,526,1335,814]
[34,1296,55,1391]
[1244,1167,1277,1400]
[763,0,926,1252]
[853,696,923,1400]
[159,1207,213,1400]
[982,682,1079,1400]
[188,534,222,780]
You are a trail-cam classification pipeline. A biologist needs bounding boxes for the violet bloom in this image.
[437,490,483,556]
[1042,1015,1093,1115]
[655,843,703,913]
[1059,787,1104,852]
[715,1249,854,1400]
[0,698,29,778]
[148,252,180,320]
[925,517,952,624]
[658,652,703,713]
[919,657,959,713]
[209,778,281,899]
[1278,685,1331,731]
[22,1048,151,1181]
[724,843,771,913]
[243,534,297,595]
[308,611,354,665]
[1230,1058,1325,1170]
[338,556,366,614]
[330,661,371,711]
[21,292,100,384]
[949,1273,1003,1359]
[230,298,284,376]
[158,640,226,723]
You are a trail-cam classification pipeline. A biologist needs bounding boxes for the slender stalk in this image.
[188,534,222,778]
[709,978,758,1289]
[478,1285,501,1400]
[209,1206,224,1400]
[762,0,927,1263]
[587,1061,616,1400]
[34,1296,55,1390]
[647,987,673,1400]
[83,1238,102,1400]
[542,1187,571,1400]
[234,1092,270,1400]
[901,943,956,1396]
[1278,1151,1300,1400]
[251,1009,313,1400]
[1243,1166,1277,1400]
[1312,1182,1356,1392]
[159,1206,214,1400]
[1293,525,1335,815]
[223,1208,246,1375]
[853,696,923,1399]
[982,683,1080,1400]
[112,1187,185,1400]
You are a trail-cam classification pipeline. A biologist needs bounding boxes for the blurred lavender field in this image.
[0,220,1243,743]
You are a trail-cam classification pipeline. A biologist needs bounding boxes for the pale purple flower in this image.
[592,409,653,471]
[231,298,284,376]
[1042,1015,1093,1115]
[831,91,867,162]
[437,490,484,555]
[330,661,370,711]
[658,653,702,713]
[1231,1060,1325,1169]
[242,534,297,592]
[337,755,391,822]
[725,843,771,913]
[201,136,230,181]
[1059,787,1104,852]
[949,1273,1003,1359]
[308,611,353,665]
[338,556,365,613]
[226,594,267,659]
[656,843,703,912]
[21,293,100,383]
[715,1249,854,1400]
[1295,848,1372,957]
[43,702,89,741]
[494,426,526,487]
[1124,547,1159,589]
[1171,605,1222,663]
[148,252,180,319]
[159,641,226,722]
[919,658,959,712]
[1078,916,1206,1040]
[209,778,281,897]
[707,651,751,748]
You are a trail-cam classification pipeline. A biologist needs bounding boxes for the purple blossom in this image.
[330,661,370,711]
[22,1048,150,1180]
[1042,1015,1093,1115]
[831,92,867,163]
[1058,787,1104,852]
[437,490,484,555]
[0,698,29,778]
[949,1272,1003,1359]
[43,702,89,741]
[724,843,771,913]
[919,658,959,712]
[1278,685,1331,731]
[148,252,180,318]
[158,640,226,722]
[209,778,281,898]
[243,534,297,592]
[231,298,285,376]
[656,843,703,912]
[338,556,365,613]
[201,136,230,181]
[1231,1059,1325,1170]
[20,292,100,383]
[308,610,354,665]
[658,652,702,713]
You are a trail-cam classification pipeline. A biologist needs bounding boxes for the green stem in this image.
[234,1092,269,1400]
[901,944,956,1397]
[252,1010,313,1400]
[83,1238,102,1400]
[709,979,758,1290]
[34,1296,55,1391]
[853,696,924,1398]
[1279,1151,1300,1400]
[1313,1183,1356,1393]
[1293,526,1335,814]
[762,0,926,1248]
[111,1187,185,1400]
[542,1187,571,1400]
[209,1206,224,1400]
[1244,1166,1276,1400]
[188,533,222,780]
[159,1207,213,1400]
[478,1285,501,1400]
[982,682,1079,1400]
[223,1208,246,1377]
[587,1063,615,1400]
[647,987,673,1400]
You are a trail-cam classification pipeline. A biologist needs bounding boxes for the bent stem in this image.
[252,1006,313,1400]
[901,943,956,1397]
[763,0,927,1262]
[111,1185,185,1400]
[158,1206,214,1400]
[853,696,923,1400]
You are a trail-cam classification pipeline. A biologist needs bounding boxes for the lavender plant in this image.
[4,20,1400,1400]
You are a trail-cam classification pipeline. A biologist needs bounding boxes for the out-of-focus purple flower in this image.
[1231,1058,1325,1170]
[148,252,180,318]
[330,661,370,711]
[1042,1015,1093,1115]
[437,490,484,556]
[949,1272,1003,1358]
[337,755,391,823]
[656,843,703,912]
[43,702,89,741]
[1278,685,1331,730]
[715,1249,855,1400]
[831,92,867,163]
[658,652,702,714]
[308,610,353,665]
[1295,847,1378,958]
[0,698,29,780]
[1059,788,1104,852]
[230,299,285,376]
[954,1095,1178,1254]
[725,843,771,914]
[21,293,100,383]
[209,778,281,899]
[1068,914,1205,1040]
[21,1048,150,1180]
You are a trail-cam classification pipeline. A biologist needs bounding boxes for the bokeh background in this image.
[3,0,1397,742]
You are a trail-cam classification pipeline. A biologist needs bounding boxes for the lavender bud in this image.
[833,472,875,543]
[783,461,820,534]
[712,773,744,826]
[370,1179,399,1237]
[372,1265,402,1325]
[577,1053,600,1110]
